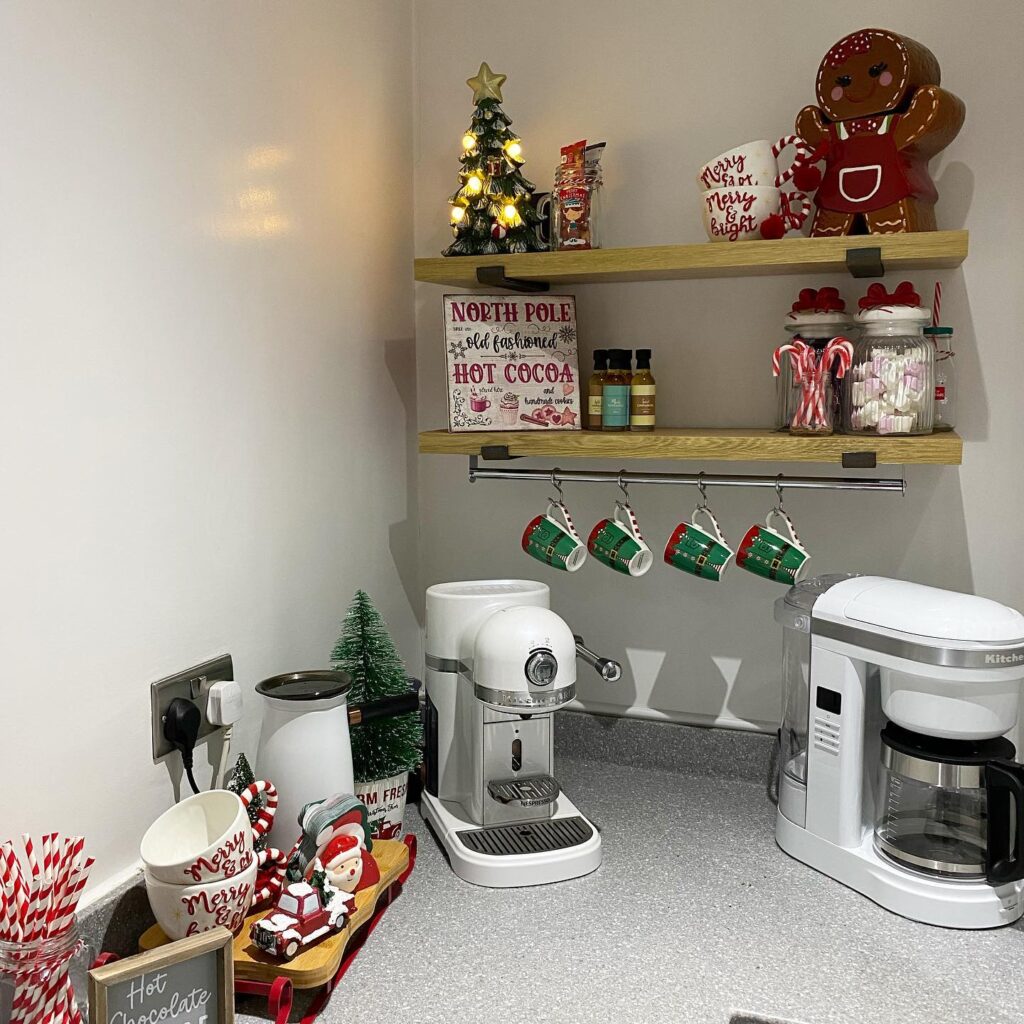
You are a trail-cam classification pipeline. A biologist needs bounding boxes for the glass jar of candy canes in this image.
[776,314,856,433]
[0,922,92,1024]
[844,285,934,436]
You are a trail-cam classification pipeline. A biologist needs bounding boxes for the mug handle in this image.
[765,507,807,554]
[240,779,278,840]
[483,399,491,409]
[549,499,582,542]
[691,505,727,546]
[780,190,811,231]
[772,135,812,188]
[614,501,644,542]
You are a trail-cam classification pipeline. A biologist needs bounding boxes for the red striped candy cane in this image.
[239,780,278,841]
[772,343,800,377]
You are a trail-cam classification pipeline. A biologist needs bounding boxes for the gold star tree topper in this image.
[466,62,506,104]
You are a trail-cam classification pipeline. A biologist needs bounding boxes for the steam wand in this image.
[574,635,622,682]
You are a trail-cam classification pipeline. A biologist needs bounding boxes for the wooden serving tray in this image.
[139,838,411,990]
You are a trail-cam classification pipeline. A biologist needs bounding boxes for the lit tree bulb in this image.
[462,133,476,151]
[467,175,483,194]
[504,140,522,160]
[450,205,465,223]
[502,203,518,221]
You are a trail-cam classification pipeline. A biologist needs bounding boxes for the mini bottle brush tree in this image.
[332,590,422,783]
[444,62,545,256]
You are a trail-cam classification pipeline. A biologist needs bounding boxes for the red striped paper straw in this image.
[932,281,941,328]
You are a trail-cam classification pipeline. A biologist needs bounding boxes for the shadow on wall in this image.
[385,334,424,624]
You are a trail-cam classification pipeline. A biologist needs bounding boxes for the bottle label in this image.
[631,385,655,425]
[588,395,603,415]
[603,385,629,426]
[935,386,946,403]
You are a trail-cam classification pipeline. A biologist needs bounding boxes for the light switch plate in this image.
[150,655,233,762]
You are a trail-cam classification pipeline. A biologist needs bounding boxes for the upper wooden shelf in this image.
[419,428,963,467]
[413,230,968,289]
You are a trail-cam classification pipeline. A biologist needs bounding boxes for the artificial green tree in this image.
[331,591,422,783]
[443,61,544,256]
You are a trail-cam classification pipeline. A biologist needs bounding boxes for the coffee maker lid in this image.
[834,578,1024,644]
[256,670,352,701]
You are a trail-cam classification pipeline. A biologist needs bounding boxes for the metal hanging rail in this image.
[467,456,906,494]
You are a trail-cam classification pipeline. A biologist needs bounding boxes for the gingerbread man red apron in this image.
[816,114,937,214]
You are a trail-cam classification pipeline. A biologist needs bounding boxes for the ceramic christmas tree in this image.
[331,591,422,784]
[444,62,544,256]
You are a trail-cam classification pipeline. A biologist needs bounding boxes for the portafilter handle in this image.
[574,635,622,682]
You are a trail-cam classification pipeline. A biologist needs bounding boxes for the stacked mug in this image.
[140,789,271,939]
[698,136,813,242]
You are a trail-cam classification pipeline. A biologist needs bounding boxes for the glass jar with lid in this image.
[844,283,934,435]
[776,287,856,433]
[552,142,604,251]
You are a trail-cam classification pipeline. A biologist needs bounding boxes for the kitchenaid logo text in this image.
[984,652,1024,664]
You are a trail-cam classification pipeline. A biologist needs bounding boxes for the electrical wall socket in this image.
[150,654,233,763]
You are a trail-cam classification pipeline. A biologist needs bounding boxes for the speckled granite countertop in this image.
[235,737,1024,1024]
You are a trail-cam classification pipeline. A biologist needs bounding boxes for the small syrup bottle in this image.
[630,349,656,431]
[587,349,608,430]
[602,350,632,431]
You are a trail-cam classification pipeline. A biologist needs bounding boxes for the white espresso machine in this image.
[421,580,622,887]
[775,575,1024,928]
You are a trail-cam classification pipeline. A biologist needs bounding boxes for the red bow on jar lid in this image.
[859,281,921,310]
[791,286,845,313]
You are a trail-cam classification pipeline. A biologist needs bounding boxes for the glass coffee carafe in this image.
[874,723,1024,884]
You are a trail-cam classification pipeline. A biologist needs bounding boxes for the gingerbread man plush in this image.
[796,28,965,236]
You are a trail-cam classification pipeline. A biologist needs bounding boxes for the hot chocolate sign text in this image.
[443,294,581,433]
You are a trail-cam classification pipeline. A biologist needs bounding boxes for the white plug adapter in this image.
[207,679,244,727]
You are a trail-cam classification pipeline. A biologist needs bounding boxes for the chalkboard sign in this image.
[88,927,233,1024]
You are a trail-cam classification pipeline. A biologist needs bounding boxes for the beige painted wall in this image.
[414,0,1024,730]
[1,0,418,894]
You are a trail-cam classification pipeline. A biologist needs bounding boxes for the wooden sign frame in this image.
[88,927,234,1024]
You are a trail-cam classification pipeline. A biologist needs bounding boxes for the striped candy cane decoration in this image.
[253,847,289,905]
[771,134,812,186]
[239,780,278,840]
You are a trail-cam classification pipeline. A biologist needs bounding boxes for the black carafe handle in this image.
[985,759,1024,885]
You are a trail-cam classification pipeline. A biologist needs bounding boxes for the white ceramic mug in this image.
[145,859,257,939]
[698,136,811,189]
[141,790,255,885]
[700,186,810,242]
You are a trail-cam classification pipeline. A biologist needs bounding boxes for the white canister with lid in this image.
[255,671,353,849]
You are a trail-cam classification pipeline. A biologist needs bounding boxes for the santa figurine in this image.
[321,834,365,893]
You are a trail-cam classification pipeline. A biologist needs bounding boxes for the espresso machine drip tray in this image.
[458,816,594,856]
[487,774,560,807]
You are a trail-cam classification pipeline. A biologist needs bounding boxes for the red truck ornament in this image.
[249,875,355,960]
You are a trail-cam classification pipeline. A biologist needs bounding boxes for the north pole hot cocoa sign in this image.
[443,294,581,432]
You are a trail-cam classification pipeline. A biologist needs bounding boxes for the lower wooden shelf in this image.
[418,428,963,466]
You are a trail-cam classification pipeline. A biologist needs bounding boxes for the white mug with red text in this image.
[144,859,257,938]
[700,186,811,242]
[698,136,812,190]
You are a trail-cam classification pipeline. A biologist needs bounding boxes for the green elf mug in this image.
[588,502,654,577]
[664,506,734,582]
[737,508,810,585]
[522,500,588,572]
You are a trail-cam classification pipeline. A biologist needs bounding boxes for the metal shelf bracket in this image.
[475,265,550,293]
[845,246,885,279]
